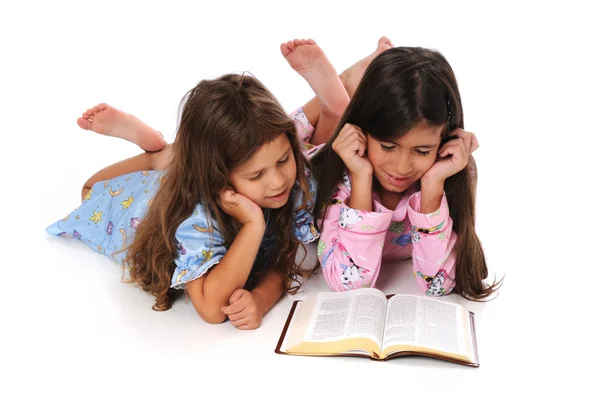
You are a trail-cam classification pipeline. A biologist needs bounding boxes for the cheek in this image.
[415,155,437,173]
[285,161,298,184]
[235,182,264,203]
[231,178,256,195]
[230,179,246,194]
[367,147,385,168]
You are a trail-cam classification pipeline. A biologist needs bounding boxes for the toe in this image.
[77,117,92,130]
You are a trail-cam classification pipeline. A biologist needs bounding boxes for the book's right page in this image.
[381,294,474,364]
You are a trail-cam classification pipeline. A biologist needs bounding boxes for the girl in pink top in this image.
[311,47,500,300]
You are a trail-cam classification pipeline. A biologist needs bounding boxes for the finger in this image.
[231,316,250,327]
[437,140,454,157]
[225,193,242,206]
[440,138,468,159]
[219,189,235,203]
[342,130,367,149]
[229,289,247,304]
[354,129,367,143]
[338,124,356,140]
[450,128,474,150]
[336,131,360,153]
[438,141,460,158]
[471,134,479,153]
[355,139,367,157]
[221,300,247,315]
[227,310,247,322]
[341,123,363,137]
[449,128,464,137]
[338,131,366,155]
[236,323,259,330]
[333,125,354,150]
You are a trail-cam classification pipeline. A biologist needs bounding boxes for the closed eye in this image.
[380,144,395,152]
[415,149,431,156]
[277,155,289,165]
[249,172,262,181]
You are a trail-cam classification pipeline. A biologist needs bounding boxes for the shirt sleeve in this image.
[407,191,457,296]
[289,107,314,145]
[317,172,393,291]
[291,167,320,244]
[171,204,227,289]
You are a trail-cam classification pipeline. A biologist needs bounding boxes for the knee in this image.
[81,185,91,202]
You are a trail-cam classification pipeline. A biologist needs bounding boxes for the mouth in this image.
[384,172,412,187]
[266,188,288,201]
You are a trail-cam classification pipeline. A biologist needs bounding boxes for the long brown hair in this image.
[124,73,316,311]
[312,47,502,300]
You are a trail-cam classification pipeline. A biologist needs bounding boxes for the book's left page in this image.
[284,288,388,357]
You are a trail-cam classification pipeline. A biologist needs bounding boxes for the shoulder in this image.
[175,203,222,240]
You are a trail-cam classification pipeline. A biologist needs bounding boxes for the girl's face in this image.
[367,120,444,194]
[229,134,297,209]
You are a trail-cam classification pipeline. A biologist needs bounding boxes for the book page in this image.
[303,288,388,347]
[382,295,466,356]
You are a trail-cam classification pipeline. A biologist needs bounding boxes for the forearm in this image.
[348,173,373,211]
[195,224,265,315]
[420,178,444,214]
[252,269,284,316]
[319,203,392,291]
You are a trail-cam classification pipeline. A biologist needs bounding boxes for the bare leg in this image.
[81,152,154,201]
[80,145,172,201]
[339,36,393,98]
[281,38,349,146]
[300,36,394,139]
[77,103,167,152]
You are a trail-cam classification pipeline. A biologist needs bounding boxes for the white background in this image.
[1,0,597,396]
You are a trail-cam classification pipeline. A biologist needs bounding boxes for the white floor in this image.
[2,1,598,397]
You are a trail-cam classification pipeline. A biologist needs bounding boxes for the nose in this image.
[392,151,414,175]
[269,169,287,192]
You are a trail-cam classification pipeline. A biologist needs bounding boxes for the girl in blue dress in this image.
[46,38,365,329]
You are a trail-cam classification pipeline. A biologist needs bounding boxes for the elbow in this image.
[187,288,227,324]
[195,305,227,324]
[186,277,228,324]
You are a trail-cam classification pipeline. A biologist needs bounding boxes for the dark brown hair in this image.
[312,47,502,300]
[123,73,316,310]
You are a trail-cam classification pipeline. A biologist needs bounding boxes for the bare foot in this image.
[281,38,349,116]
[340,36,394,98]
[77,103,166,152]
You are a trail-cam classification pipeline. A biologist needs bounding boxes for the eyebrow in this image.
[243,147,291,177]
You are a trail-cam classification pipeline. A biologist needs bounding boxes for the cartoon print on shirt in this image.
[339,207,362,229]
[392,233,412,247]
[411,229,421,243]
[320,238,337,267]
[337,240,370,289]
[416,269,450,296]
[340,263,363,289]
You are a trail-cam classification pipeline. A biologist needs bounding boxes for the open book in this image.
[275,288,479,367]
